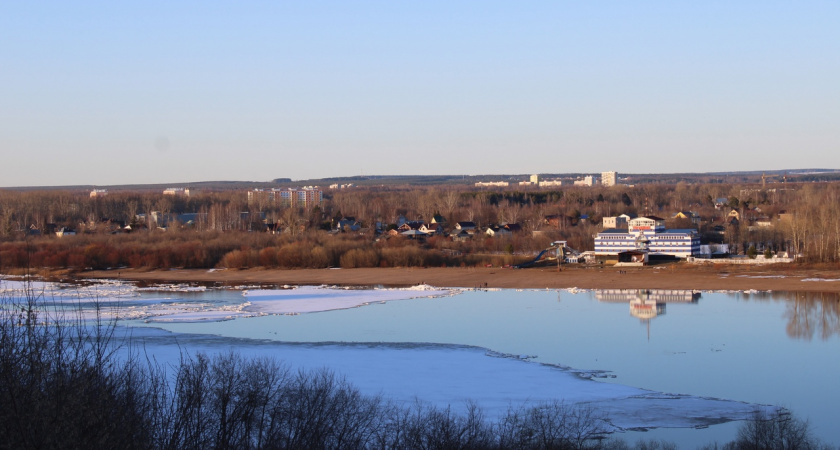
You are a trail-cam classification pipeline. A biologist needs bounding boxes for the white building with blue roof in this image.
[594,216,700,259]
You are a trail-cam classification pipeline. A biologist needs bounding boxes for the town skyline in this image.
[4,167,839,191]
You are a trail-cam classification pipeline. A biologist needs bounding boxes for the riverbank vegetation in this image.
[2,180,840,272]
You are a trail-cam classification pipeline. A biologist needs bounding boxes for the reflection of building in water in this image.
[596,289,700,304]
[595,289,701,339]
[629,299,664,320]
[595,289,700,320]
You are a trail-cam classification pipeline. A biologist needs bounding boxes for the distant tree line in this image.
[2,180,840,267]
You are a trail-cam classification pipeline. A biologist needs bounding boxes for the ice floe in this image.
[1,279,454,323]
[241,285,453,315]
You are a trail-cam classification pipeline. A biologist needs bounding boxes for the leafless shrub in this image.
[340,248,380,268]
[0,280,151,449]
[219,249,259,269]
[733,409,827,450]
[497,401,610,449]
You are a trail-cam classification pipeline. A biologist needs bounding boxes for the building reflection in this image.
[595,289,701,321]
[594,289,840,341]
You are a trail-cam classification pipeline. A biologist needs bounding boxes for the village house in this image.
[336,217,361,232]
[397,221,424,232]
[727,209,741,221]
[449,229,473,242]
[672,211,701,226]
[419,223,444,235]
[485,226,511,237]
[56,227,76,237]
[455,221,476,231]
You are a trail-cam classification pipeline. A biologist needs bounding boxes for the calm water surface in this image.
[137,287,840,446]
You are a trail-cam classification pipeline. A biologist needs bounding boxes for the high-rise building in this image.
[163,187,190,197]
[601,171,617,187]
[247,188,323,208]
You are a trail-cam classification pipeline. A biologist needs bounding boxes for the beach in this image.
[74,264,840,293]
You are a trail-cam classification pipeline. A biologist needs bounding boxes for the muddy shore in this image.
[72,264,840,293]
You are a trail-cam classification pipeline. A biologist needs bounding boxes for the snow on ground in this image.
[125,327,777,432]
[1,279,454,323]
[735,275,788,279]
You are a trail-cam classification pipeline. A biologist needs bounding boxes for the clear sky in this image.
[2,1,838,187]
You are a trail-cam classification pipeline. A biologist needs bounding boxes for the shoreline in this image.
[65,264,840,293]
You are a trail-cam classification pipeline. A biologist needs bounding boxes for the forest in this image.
[1,180,840,271]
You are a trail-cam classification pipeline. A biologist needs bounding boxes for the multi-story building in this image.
[163,187,190,197]
[601,171,617,187]
[89,189,108,198]
[247,188,323,208]
[247,189,274,206]
[602,216,628,229]
[573,176,594,187]
[594,216,700,259]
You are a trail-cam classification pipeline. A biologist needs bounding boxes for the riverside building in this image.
[594,216,700,259]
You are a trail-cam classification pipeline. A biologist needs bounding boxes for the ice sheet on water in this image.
[124,327,777,433]
[242,285,453,314]
[1,278,136,302]
[1,279,455,323]
[137,284,208,292]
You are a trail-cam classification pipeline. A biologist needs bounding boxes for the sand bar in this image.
[74,264,840,293]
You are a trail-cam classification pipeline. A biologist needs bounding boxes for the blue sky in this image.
[2,1,838,187]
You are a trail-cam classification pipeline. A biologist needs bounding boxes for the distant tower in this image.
[601,171,617,187]
[761,173,766,188]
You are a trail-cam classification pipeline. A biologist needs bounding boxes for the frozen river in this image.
[3,278,838,446]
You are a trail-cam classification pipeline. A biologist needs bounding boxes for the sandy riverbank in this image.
[71,263,840,293]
